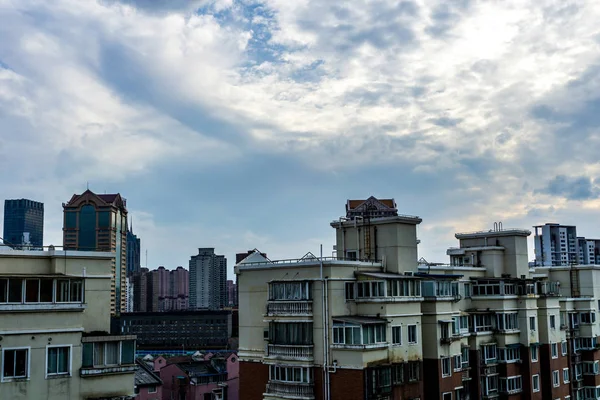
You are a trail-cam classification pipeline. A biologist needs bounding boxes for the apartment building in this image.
[237,197,600,400]
[534,223,579,266]
[0,247,136,400]
[189,248,227,310]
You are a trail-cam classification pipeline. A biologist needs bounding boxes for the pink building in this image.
[153,352,239,400]
[135,359,163,400]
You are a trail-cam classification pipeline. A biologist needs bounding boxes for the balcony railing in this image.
[80,364,137,377]
[266,344,314,361]
[265,382,315,399]
[266,301,312,316]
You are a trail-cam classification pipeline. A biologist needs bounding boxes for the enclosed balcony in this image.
[266,282,313,318]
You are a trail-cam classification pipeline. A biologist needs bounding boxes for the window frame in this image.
[552,370,559,387]
[45,344,72,378]
[563,367,569,383]
[148,386,157,394]
[392,325,402,345]
[561,341,568,356]
[1,346,31,382]
[551,342,558,359]
[407,324,418,345]
[532,374,540,392]
[531,346,538,362]
[441,357,451,378]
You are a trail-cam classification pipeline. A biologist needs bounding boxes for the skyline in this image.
[2,0,600,277]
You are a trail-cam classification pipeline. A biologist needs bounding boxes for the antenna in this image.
[86,181,89,190]
[145,249,148,268]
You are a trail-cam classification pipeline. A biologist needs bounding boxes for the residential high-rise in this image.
[189,248,227,310]
[126,223,141,276]
[0,247,136,399]
[534,223,579,266]
[227,279,237,307]
[3,198,44,249]
[577,237,600,264]
[237,196,593,400]
[62,190,128,315]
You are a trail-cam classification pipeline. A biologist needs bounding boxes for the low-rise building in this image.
[134,359,162,400]
[153,352,238,400]
[0,247,136,400]
[118,310,231,350]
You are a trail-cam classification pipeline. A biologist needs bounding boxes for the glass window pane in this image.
[70,281,82,302]
[93,343,104,365]
[25,279,39,303]
[40,279,53,302]
[105,342,119,365]
[8,279,23,303]
[57,280,69,302]
[58,347,69,373]
[3,350,15,377]
[47,348,58,374]
[0,279,7,303]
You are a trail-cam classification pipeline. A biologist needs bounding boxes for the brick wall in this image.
[239,361,268,400]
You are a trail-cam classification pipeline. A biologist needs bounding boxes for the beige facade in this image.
[0,248,136,400]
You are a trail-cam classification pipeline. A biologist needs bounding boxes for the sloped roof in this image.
[135,360,162,387]
[236,250,271,265]
[347,197,395,210]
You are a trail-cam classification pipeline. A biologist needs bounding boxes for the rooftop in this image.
[0,246,114,259]
[135,360,162,387]
[455,228,531,239]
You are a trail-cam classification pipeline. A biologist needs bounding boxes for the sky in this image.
[2,0,600,278]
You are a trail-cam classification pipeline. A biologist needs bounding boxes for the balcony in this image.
[265,344,314,362]
[461,368,471,381]
[266,301,313,317]
[80,364,137,377]
[265,382,315,399]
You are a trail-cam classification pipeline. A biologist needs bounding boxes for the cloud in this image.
[537,175,600,201]
[2,0,600,272]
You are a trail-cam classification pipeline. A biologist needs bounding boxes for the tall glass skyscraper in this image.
[3,199,44,249]
[63,190,128,316]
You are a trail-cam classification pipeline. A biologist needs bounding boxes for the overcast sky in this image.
[2,0,600,278]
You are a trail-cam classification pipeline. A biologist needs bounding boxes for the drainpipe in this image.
[320,244,331,400]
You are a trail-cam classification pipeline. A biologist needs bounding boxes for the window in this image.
[473,314,493,332]
[442,393,452,400]
[551,343,558,359]
[366,367,392,396]
[408,325,417,344]
[550,315,556,329]
[441,357,451,377]
[269,282,311,301]
[332,322,385,345]
[583,361,600,375]
[270,322,313,345]
[47,346,70,376]
[483,375,498,396]
[482,344,497,364]
[388,280,421,297]
[392,326,402,345]
[93,342,120,366]
[498,347,521,363]
[461,346,470,369]
[531,346,538,362]
[392,364,404,385]
[453,355,462,371]
[496,313,519,331]
[499,376,522,394]
[580,311,596,324]
[529,316,536,331]
[148,386,157,394]
[452,315,469,334]
[357,281,386,298]
[408,361,419,382]
[532,374,540,392]
[561,341,568,356]
[344,282,355,300]
[270,365,312,383]
[552,370,559,387]
[563,368,569,383]
[2,348,29,381]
